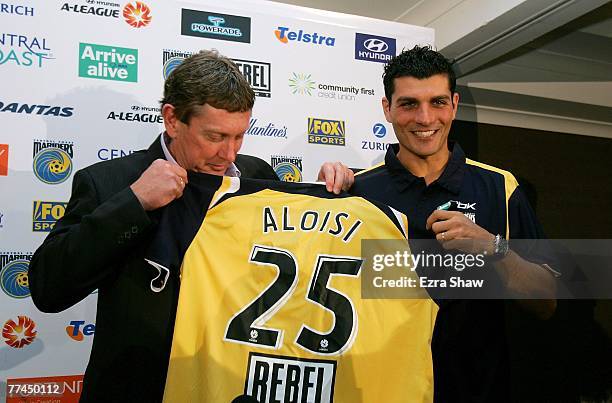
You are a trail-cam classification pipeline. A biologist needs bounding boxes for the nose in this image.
[415,104,434,126]
[218,137,239,163]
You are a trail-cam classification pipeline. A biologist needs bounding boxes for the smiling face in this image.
[383,73,459,163]
[163,103,251,175]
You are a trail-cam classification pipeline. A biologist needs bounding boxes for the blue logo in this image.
[355,33,395,63]
[33,147,73,184]
[373,123,387,138]
[1,259,30,298]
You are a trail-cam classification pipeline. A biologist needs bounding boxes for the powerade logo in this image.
[275,27,335,47]
[66,320,95,341]
[362,123,391,151]
[0,3,34,16]
[0,144,7,176]
[181,9,251,43]
[308,117,345,146]
[79,42,138,82]
[0,101,74,117]
[33,201,66,232]
[32,139,74,185]
[2,315,36,348]
[355,33,395,63]
[271,155,302,182]
[0,33,53,68]
[0,252,32,298]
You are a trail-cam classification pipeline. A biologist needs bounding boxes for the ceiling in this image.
[269,0,612,139]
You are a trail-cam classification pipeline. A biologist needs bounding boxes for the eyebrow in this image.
[395,95,451,103]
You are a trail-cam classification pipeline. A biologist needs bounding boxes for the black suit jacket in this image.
[29,137,277,402]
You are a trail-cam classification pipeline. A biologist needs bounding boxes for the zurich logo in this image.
[364,38,388,53]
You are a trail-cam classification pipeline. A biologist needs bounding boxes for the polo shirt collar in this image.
[384,141,465,194]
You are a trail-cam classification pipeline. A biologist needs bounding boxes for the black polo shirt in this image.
[351,142,548,403]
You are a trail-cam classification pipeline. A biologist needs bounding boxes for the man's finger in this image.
[332,162,345,194]
[426,209,460,230]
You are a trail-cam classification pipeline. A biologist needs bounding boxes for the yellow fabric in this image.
[164,181,437,403]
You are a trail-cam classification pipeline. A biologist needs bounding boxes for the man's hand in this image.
[130,159,188,211]
[426,210,494,254]
[317,162,354,194]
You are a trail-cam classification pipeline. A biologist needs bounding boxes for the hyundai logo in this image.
[363,38,388,53]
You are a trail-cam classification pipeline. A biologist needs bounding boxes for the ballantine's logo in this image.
[246,118,287,139]
[122,1,152,28]
[32,139,74,184]
[79,42,138,82]
[308,117,345,146]
[0,253,32,298]
[66,320,96,341]
[271,155,303,182]
[0,101,74,117]
[2,315,36,348]
[33,201,66,232]
[275,27,335,47]
[0,3,34,16]
[0,33,53,68]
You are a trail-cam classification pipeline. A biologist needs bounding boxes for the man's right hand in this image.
[130,159,188,211]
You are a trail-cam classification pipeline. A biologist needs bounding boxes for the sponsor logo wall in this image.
[0,0,432,399]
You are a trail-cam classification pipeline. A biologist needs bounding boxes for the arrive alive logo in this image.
[355,33,395,63]
[181,9,250,43]
[79,42,138,82]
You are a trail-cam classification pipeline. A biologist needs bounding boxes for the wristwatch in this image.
[488,234,509,261]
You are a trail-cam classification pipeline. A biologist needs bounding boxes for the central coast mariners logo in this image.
[32,139,74,184]
[1,252,32,299]
[271,155,302,182]
[33,201,66,232]
[308,117,345,146]
[244,353,336,402]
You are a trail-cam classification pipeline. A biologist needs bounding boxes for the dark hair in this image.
[383,45,456,104]
[160,49,254,123]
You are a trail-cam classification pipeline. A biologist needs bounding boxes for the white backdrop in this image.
[0,0,432,400]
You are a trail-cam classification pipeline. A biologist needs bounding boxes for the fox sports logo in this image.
[33,148,72,184]
[274,162,302,182]
[1,260,30,298]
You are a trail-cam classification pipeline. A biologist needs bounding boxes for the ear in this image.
[162,104,179,138]
[382,97,392,123]
[451,92,459,120]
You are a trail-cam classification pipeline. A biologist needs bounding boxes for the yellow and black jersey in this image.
[146,173,437,403]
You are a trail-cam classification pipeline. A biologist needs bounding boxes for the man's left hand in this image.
[317,162,354,194]
[426,210,495,254]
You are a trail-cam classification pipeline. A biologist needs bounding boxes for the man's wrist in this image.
[486,234,509,261]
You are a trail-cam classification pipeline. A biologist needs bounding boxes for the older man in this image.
[29,50,353,402]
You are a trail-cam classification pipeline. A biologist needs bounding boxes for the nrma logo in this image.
[307,117,345,146]
[66,320,95,341]
[33,201,66,232]
[275,27,335,47]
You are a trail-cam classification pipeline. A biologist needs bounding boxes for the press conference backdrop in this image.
[0,0,432,400]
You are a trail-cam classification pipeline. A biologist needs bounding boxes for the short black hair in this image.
[383,45,456,104]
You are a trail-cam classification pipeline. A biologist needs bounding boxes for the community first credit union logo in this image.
[79,42,138,82]
[33,201,66,232]
[355,33,396,63]
[0,33,53,68]
[60,1,152,28]
[181,9,251,43]
[271,155,302,182]
[2,315,36,348]
[289,72,374,102]
[308,117,345,146]
[275,26,335,47]
[162,49,272,98]
[1,252,32,299]
[32,139,74,184]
